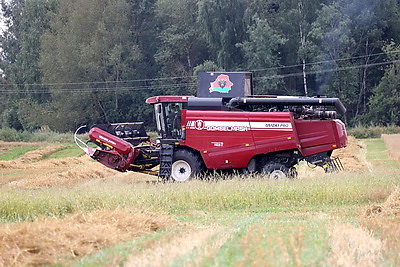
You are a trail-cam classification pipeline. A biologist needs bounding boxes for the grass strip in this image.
[40,144,85,159]
[70,229,174,267]
[364,139,399,169]
[210,212,331,266]
[0,146,38,161]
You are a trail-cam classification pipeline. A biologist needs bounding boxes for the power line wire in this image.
[0,82,197,94]
[0,75,196,87]
[1,53,399,93]
[2,50,399,88]
[2,58,397,94]
[253,59,400,81]
[250,50,400,73]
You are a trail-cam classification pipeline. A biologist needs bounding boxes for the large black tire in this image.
[171,150,203,182]
[288,167,298,179]
[262,163,291,180]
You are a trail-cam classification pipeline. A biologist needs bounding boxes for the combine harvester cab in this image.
[76,72,348,182]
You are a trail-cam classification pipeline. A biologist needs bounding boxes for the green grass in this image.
[0,170,398,223]
[41,144,85,159]
[364,138,399,168]
[0,144,84,162]
[0,146,38,160]
[210,213,331,266]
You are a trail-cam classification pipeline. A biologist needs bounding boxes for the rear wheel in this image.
[288,167,298,179]
[171,150,203,182]
[262,163,290,180]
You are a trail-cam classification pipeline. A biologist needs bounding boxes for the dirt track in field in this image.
[0,135,399,265]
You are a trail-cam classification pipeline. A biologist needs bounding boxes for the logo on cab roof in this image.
[209,74,233,93]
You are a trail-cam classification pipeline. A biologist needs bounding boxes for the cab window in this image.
[165,103,182,138]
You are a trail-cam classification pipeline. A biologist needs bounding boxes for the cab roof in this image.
[145,96,192,104]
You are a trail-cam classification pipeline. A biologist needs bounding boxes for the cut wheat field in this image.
[0,135,400,266]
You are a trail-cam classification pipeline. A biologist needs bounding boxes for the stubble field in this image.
[0,135,399,266]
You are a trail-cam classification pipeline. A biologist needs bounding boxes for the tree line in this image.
[0,0,399,132]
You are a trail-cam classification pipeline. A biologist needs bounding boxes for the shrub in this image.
[347,126,400,138]
[0,127,158,144]
[0,127,31,142]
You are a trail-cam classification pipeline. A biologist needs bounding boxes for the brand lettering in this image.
[264,123,291,128]
[186,120,292,132]
[99,135,117,146]
[187,120,249,132]
[206,125,249,132]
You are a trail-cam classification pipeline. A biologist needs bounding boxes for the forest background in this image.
[0,0,399,132]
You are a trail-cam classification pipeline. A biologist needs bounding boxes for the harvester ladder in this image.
[159,142,174,177]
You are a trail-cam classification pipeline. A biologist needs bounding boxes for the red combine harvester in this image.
[75,72,347,181]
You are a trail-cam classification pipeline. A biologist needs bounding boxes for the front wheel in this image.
[171,150,203,182]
